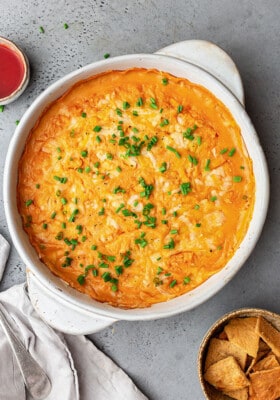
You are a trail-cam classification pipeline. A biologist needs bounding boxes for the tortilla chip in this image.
[218,329,228,340]
[205,338,247,371]
[223,388,248,400]
[258,339,271,353]
[204,356,250,392]
[255,316,280,357]
[224,317,259,358]
[249,367,280,400]
[252,354,279,372]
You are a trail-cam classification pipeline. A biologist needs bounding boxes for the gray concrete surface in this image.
[1,1,280,399]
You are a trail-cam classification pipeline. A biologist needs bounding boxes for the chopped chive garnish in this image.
[188,154,198,165]
[81,112,87,118]
[220,148,228,154]
[150,97,158,109]
[85,166,91,173]
[77,274,86,285]
[111,284,118,292]
[194,204,200,210]
[240,166,245,170]
[77,168,83,173]
[210,196,217,202]
[170,229,178,234]
[164,239,175,249]
[183,276,191,285]
[16,120,20,125]
[161,220,168,225]
[180,182,191,195]
[64,23,69,29]
[50,211,56,219]
[229,148,236,157]
[99,262,109,268]
[158,161,167,173]
[133,200,139,207]
[147,136,158,151]
[56,147,61,153]
[76,225,83,234]
[106,255,116,262]
[91,245,97,250]
[69,209,79,222]
[93,125,102,132]
[113,186,126,194]
[25,199,33,207]
[204,159,211,171]
[169,279,177,288]
[42,223,48,230]
[61,222,66,229]
[102,272,111,282]
[173,211,177,217]
[122,101,130,110]
[104,53,110,59]
[160,118,169,127]
[81,236,87,242]
[115,166,122,173]
[92,269,98,277]
[166,145,181,158]
[106,153,113,160]
[162,208,166,215]
[55,232,63,240]
[61,197,67,205]
[196,223,201,227]
[94,162,100,168]
[196,136,202,146]
[96,136,101,143]
[116,108,122,116]
[233,176,242,182]
[136,97,143,106]
[116,203,125,213]
[132,110,138,116]
[165,273,172,276]
[98,207,105,216]
[36,183,40,189]
[0,105,5,112]
[162,77,168,85]
[54,176,68,184]
[177,105,183,113]
[115,265,123,275]
[39,26,45,33]
[217,245,223,250]
[81,150,88,158]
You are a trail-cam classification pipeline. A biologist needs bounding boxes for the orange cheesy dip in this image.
[18,68,255,308]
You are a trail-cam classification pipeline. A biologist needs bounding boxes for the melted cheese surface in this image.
[18,68,255,308]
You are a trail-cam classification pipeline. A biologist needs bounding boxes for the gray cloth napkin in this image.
[0,234,148,400]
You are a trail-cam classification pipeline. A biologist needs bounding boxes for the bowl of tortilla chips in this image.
[198,308,280,400]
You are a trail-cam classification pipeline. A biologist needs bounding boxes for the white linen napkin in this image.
[0,234,148,400]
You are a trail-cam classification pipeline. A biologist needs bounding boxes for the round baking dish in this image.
[3,53,269,322]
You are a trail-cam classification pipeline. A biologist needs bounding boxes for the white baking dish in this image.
[3,41,269,333]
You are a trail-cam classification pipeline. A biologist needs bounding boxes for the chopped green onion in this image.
[220,148,228,154]
[150,97,158,109]
[99,262,109,268]
[81,150,88,158]
[76,225,83,234]
[64,23,69,29]
[136,97,143,106]
[61,222,66,229]
[102,272,111,282]
[170,229,178,234]
[104,53,110,59]
[196,136,202,146]
[135,232,148,248]
[169,279,177,288]
[39,26,45,33]
[77,168,83,173]
[50,211,56,219]
[85,166,91,173]
[163,239,175,249]
[161,220,168,224]
[133,200,139,207]
[93,125,102,132]
[194,204,200,210]
[196,223,201,227]
[61,197,67,205]
[96,136,101,143]
[69,209,79,222]
[116,203,125,213]
[115,265,123,276]
[0,105,5,112]
[159,162,167,173]
[188,154,198,165]
[177,105,183,113]
[25,199,33,207]
[92,269,98,277]
[183,276,191,285]
[106,153,113,160]
[77,274,86,285]
[81,112,87,118]
[53,176,68,184]
[160,118,169,127]
[180,182,191,195]
[98,207,105,216]
[116,108,122,116]
[210,196,217,202]
[162,208,166,215]
[204,159,211,171]
[162,77,168,85]
[91,245,97,250]
[233,176,242,182]
[42,223,48,229]
[123,101,130,110]
[173,211,177,217]
[166,145,181,158]
[147,136,158,151]
[229,148,236,157]
[94,162,100,168]
[132,110,138,116]
[15,120,20,125]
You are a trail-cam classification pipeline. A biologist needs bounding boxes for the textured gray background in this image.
[0,1,279,399]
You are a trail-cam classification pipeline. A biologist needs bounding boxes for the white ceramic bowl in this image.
[3,53,269,322]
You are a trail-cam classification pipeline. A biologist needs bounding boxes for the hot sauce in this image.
[0,43,25,98]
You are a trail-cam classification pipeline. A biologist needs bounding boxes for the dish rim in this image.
[3,53,269,320]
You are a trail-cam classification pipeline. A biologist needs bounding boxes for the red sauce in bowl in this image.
[0,43,25,99]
